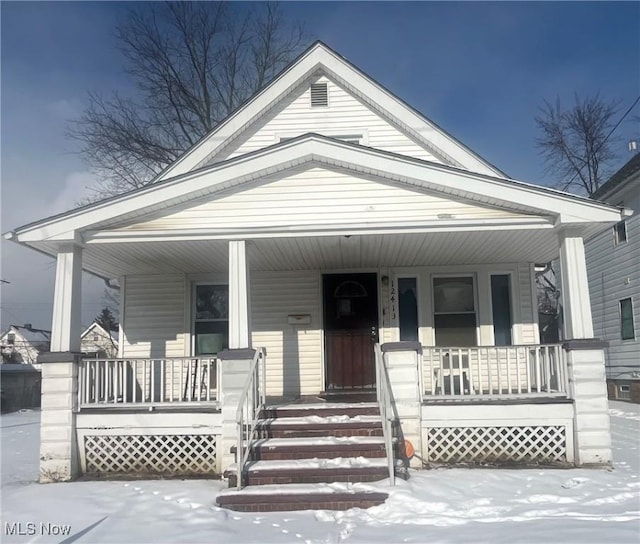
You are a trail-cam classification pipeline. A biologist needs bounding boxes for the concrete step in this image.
[215,483,388,512]
[255,415,383,439]
[260,402,379,419]
[225,457,391,487]
[233,436,388,460]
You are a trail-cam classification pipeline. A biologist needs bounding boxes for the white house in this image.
[80,322,118,358]
[0,324,51,369]
[4,42,626,511]
[586,153,639,402]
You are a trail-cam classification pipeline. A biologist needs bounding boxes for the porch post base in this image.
[219,349,256,474]
[37,352,82,482]
[564,341,612,466]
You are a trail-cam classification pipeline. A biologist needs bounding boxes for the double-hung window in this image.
[193,285,229,355]
[614,221,627,245]
[620,298,635,340]
[432,276,477,346]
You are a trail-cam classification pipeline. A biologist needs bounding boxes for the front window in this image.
[194,285,229,355]
[398,277,418,342]
[491,274,513,346]
[433,276,477,346]
[614,221,627,245]
[7,333,15,345]
[620,298,635,340]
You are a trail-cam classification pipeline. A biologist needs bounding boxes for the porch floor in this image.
[266,391,377,405]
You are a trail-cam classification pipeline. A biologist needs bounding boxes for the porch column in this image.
[558,230,611,466]
[51,244,83,352]
[558,232,593,340]
[40,244,83,482]
[228,240,250,349]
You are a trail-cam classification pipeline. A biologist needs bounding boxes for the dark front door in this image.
[323,273,379,389]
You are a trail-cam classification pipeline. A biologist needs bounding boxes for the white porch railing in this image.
[422,344,568,399]
[235,348,267,490]
[374,343,396,486]
[78,357,220,408]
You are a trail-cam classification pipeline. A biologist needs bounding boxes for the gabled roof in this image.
[81,322,116,340]
[153,41,506,182]
[591,153,640,202]
[6,134,624,249]
[1,325,51,347]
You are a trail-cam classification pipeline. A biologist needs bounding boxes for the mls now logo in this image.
[5,522,72,536]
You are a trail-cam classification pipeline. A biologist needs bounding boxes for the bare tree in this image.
[535,94,621,195]
[70,2,306,199]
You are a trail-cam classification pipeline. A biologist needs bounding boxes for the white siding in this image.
[586,190,640,376]
[204,76,441,166]
[250,271,322,397]
[118,167,533,233]
[517,263,538,344]
[121,274,186,358]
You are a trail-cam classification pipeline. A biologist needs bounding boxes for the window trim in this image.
[431,273,479,347]
[620,297,635,341]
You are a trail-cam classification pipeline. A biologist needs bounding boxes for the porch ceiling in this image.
[36,229,560,279]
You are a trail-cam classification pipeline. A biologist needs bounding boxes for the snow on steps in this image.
[217,401,397,511]
[216,482,389,512]
[232,435,389,460]
[255,413,384,438]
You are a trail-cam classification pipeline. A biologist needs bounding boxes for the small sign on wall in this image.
[287,314,311,325]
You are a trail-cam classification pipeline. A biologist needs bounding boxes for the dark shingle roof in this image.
[591,153,640,202]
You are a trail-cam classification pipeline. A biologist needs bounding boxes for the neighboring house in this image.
[586,153,640,402]
[80,322,118,358]
[4,43,626,509]
[0,324,51,369]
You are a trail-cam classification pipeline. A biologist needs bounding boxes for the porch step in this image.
[224,458,391,487]
[233,436,388,460]
[217,400,397,512]
[260,402,379,419]
[215,483,388,512]
[256,415,383,439]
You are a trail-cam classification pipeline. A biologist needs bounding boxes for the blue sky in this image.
[1,1,639,330]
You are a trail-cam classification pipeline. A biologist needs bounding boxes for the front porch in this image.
[18,160,617,488]
[64,340,575,477]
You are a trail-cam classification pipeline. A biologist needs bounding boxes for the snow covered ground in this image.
[1,402,638,543]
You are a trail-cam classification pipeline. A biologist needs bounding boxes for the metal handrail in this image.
[235,348,266,490]
[374,343,395,486]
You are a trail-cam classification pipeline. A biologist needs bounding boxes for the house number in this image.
[390,281,397,321]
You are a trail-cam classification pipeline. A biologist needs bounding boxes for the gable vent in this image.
[310,83,328,107]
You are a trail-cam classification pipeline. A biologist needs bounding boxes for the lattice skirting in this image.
[83,434,218,475]
[425,425,567,464]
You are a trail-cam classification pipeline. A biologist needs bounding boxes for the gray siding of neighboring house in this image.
[586,189,640,380]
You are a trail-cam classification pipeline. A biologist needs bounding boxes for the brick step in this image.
[255,416,383,439]
[216,483,388,512]
[233,437,388,460]
[260,402,379,419]
[224,458,391,487]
